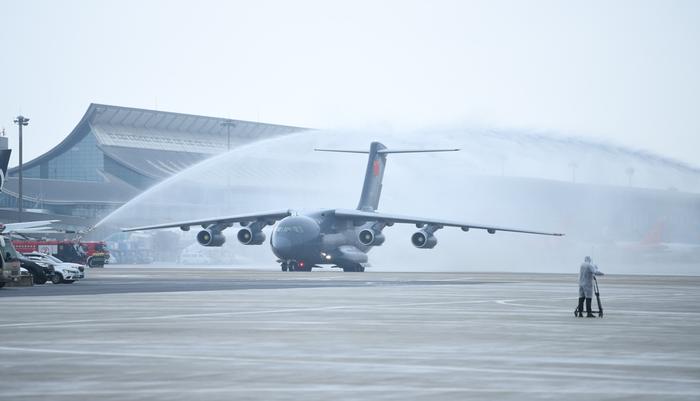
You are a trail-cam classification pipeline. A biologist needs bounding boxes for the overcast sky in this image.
[1,0,698,167]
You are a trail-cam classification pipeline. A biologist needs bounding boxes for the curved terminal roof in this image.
[9,103,307,178]
[4,103,307,205]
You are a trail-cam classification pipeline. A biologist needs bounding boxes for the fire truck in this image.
[13,240,110,268]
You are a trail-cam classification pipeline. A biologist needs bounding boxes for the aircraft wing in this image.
[333,209,563,236]
[122,210,293,232]
[1,220,60,233]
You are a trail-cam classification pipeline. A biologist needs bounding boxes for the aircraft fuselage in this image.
[270,211,372,270]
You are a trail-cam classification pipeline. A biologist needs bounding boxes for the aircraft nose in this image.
[272,235,294,257]
[271,215,321,259]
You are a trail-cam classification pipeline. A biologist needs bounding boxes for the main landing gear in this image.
[280,260,312,272]
[341,263,364,272]
[279,260,365,272]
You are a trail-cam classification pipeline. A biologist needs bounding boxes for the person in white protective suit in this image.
[577,256,604,317]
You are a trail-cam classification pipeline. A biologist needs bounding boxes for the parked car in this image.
[50,264,82,284]
[17,253,54,284]
[24,252,85,284]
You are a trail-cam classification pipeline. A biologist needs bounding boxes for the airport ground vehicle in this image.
[13,240,109,268]
[17,253,54,284]
[104,232,155,264]
[0,235,21,288]
[23,252,84,284]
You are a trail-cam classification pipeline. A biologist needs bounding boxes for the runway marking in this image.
[492,297,700,316]
[1,345,699,385]
[0,299,494,329]
[2,295,699,329]
[1,387,698,398]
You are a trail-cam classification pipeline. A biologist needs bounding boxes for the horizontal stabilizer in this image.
[0,149,11,190]
[378,148,459,154]
[314,148,459,154]
[317,142,459,211]
[314,149,370,154]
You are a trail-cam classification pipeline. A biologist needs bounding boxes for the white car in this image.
[24,253,85,284]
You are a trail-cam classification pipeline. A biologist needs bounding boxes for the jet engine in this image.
[411,230,437,249]
[196,229,226,247]
[237,227,266,245]
[358,229,386,246]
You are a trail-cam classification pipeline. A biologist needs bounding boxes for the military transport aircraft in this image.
[124,142,563,271]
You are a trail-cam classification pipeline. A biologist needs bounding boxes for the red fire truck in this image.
[13,240,110,268]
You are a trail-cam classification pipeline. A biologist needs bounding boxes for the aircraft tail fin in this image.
[315,142,458,211]
[0,149,11,190]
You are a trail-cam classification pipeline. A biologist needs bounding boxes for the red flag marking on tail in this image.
[373,160,380,176]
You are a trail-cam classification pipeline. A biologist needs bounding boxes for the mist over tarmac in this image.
[98,128,700,274]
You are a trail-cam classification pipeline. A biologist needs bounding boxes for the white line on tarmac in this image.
[2,295,698,329]
[1,345,698,385]
[0,299,495,329]
[494,298,700,316]
[2,387,698,398]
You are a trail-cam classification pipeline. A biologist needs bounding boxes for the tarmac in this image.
[1,266,699,400]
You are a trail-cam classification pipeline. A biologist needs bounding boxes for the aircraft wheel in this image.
[289,261,298,272]
[342,264,363,272]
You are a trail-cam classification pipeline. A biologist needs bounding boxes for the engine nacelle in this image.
[237,227,266,245]
[411,230,437,249]
[358,229,386,246]
[196,229,226,247]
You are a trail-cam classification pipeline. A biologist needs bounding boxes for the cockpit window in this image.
[275,225,305,233]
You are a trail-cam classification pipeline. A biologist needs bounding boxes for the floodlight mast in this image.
[221,120,236,151]
[13,115,29,222]
[220,120,236,208]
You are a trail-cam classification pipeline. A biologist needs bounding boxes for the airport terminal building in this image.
[0,104,305,228]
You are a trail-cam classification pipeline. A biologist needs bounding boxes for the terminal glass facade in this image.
[47,132,104,182]
[15,129,104,182]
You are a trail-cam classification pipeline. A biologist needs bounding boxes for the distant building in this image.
[0,103,306,227]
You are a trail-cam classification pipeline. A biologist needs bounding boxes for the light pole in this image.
[625,167,635,186]
[13,115,29,222]
[220,120,236,208]
[221,120,236,151]
[568,162,578,183]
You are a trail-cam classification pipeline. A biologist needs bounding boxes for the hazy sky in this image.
[1,0,698,167]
